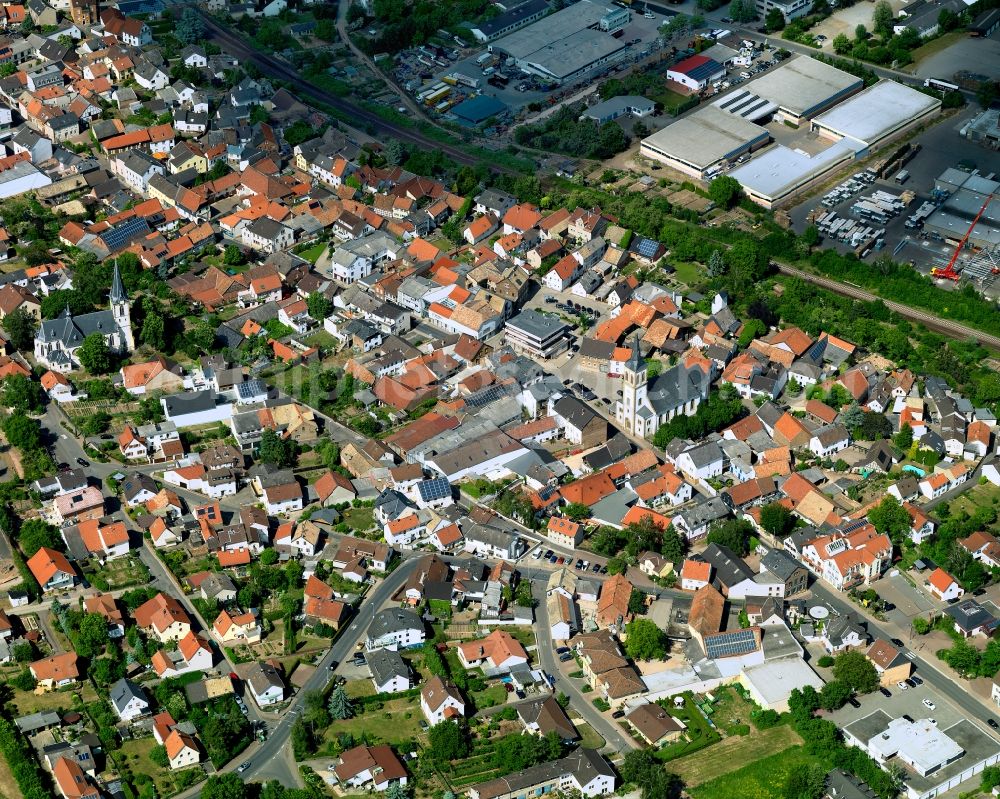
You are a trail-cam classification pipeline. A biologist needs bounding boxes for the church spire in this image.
[626,332,643,374]
[110,261,127,305]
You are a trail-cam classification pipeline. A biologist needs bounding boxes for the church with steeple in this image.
[34,263,134,373]
[615,335,714,439]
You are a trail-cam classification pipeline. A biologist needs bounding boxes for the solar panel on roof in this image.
[418,478,452,502]
[705,629,758,659]
[100,216,150,252]
[635,238,659,258]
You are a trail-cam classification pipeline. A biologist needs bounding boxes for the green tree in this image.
[707,519,754,557]
[661,524,687,564]
[707,249,726,277]
[201,773,248,799]
[833,32,851,53]
[833,650,879,694]
[872,0,893,38]
[1,374,44,413]
[428,720,469,761]
[2,308,37,351]
[842,401,864,430]
[18,519,60,557]
[385,783,410,799]
[77,332,112,374]
[893,422,913,450]
[307,292,332,321]
[563,503,590,522]
[783,763,828,799]
[624,618,668,661]
[353,415,381,437]
[515,580,535,607]
[855,23,868,39]
[729,0,757,21]
[327,686,353,720]
[141,308,166,351]
[258,428,296,467]
[149,744,169,768]
[819,680,852,711]
[620,749,681,799]
[223,244,246,266]
[867,496,911,546]
[760,502,794,539]
[77,612,110,656]
[175,7,205,45]
[708,175,743,209]
[765,7,785,30]
[3,412,42,451]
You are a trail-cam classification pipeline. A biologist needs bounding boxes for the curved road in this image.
[775,262,1000,350]
[192,9,505,171]
[172,556,422,798]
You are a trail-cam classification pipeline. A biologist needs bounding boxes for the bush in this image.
[817,655,835,668]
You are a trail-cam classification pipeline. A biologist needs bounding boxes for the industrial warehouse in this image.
[487,0,631,84]
[641,56,941,208]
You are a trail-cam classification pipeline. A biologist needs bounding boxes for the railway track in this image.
[775,262,1000,351]
[196,11,509,171]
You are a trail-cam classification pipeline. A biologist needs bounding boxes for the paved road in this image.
[167,557,421,797]
[775,262,1000,351]
[809,582,1000,729]
[532,580,637,754]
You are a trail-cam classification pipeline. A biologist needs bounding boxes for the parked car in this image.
[847,697,860,708]
[544,550,554,559]
[879,687,892,698]
[237,761,252,774]
[890,638,905,648]
[611,710,625,718]
[922,699,936,710]
[988,718,999,730]
[558,652,573,662]
[910,675,923,686]
[555,647,570,655]
[76,457,90,467]
[591,563,601,573]
[897,681,908,691]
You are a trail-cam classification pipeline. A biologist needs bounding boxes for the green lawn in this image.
[671,725,802,787]
[471,683,508,711]
[345,678,376,699]
[342,507,374,532]
[303,330,338,350]
[298,242,327,264]
[672,261,705,287]
[316,696,425,753]
[574,720,604,750]
[689,744,823,799]
[947,481,1000,520]
[650,88,692,113]
[120,738,200,798]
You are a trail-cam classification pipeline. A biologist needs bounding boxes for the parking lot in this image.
[827,676,990,741]
[787,103,999,291]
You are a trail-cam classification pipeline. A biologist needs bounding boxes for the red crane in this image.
[931,193,994,281]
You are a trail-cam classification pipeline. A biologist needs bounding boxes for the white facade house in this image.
[367,608,425,651]
[420,676,465,725]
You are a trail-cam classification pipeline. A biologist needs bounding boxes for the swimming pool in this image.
[902,465,926,478]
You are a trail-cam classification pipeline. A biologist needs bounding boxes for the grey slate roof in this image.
[367,648,409,687]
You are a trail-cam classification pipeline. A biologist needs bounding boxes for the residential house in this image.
[420,676,465,725]
[246,661,285,707]
[110,678,150,721]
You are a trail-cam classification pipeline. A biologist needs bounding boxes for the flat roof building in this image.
[470,0,550,42]
[581,96,655,124]
[490,0,629,84]
[730,139,861,209]
[926,171,1000,248]
[640,105,770,179]
[745,56,863,124]
[505,309,572,359]
[811,80,940,148]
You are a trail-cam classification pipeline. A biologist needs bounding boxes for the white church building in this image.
[34,263,135,372]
